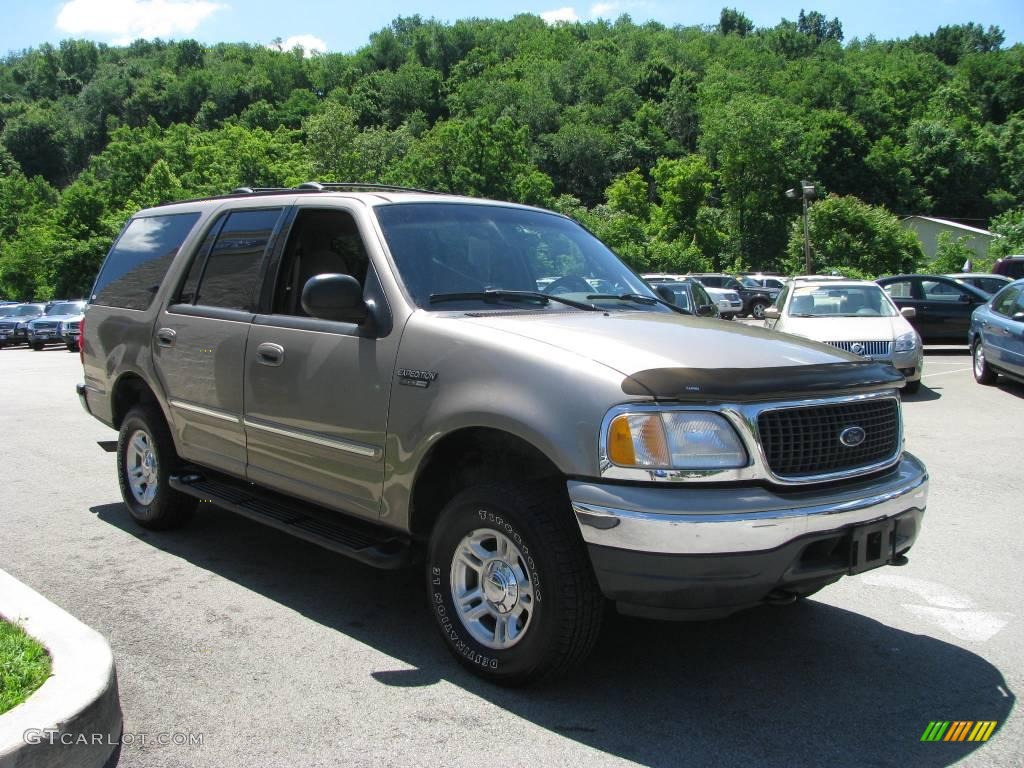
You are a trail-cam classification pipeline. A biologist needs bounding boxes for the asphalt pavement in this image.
[0,343,1021,767]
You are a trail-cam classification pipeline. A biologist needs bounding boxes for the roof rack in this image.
[295,181,441,194]
[152,182,443,209]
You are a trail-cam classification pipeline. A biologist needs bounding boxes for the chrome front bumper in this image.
[570,453,927,555]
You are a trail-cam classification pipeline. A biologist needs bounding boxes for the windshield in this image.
[7,305,43,317]
[46,301,85,315]
[375,203,663,311]
[789,286,898,318]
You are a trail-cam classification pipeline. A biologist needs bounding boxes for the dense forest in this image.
[2,9,1024,298]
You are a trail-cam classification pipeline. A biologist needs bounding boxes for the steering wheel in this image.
[543,275,594,295]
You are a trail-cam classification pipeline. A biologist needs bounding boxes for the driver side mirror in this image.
[301,274,369,325]
[901,306,916,319]
[1013,312,1024,323]
[763,306,780,320]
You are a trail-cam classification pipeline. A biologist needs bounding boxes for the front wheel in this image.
[30,342,44,351]
[973,340,998,385]
[117,405,196,529]
[426,482,603,686]
[749,300,771,320]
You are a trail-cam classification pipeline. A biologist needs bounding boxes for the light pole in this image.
[786,180,817,274]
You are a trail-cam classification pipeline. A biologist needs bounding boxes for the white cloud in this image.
[540,7,580,24]
[56,0,225,44]
[590,2,619,17]
[273,34,328,57]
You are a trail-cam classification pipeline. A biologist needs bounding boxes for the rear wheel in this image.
[973,340,998,385]
[117,405,196,530]
[30,342,44,351]
[426,482,603,686]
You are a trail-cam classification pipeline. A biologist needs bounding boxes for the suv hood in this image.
[461,310,904,400]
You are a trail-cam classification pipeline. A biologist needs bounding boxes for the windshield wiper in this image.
[586,292,690,314]
[429,290,600,311]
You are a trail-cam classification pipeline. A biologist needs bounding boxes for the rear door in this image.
[242,203,399,521]
[920,277,983,342]
[152,206,285,478]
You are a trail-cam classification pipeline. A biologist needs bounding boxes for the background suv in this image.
[26,299,87,350]
[689,273,780,319]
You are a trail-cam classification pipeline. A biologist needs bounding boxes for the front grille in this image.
[825,340,893,357]
[33,321,58,330]
[0,322,15,331]
[758,398,900,479]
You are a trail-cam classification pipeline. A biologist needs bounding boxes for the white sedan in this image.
[764,280,924,394]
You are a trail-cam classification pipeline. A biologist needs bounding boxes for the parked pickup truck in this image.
[78,183,928,685]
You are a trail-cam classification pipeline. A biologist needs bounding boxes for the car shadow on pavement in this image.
[903,384,941,402]
[92,501,1014,768]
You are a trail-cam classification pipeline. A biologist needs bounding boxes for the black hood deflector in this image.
[622,361,905,401]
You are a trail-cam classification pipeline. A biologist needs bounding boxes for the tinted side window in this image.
[92,213,200,310]
[992,286,1021,316]
[882,280,913,299]
[195,209,281,310]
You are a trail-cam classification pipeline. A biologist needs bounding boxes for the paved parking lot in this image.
[1,344,1021,767]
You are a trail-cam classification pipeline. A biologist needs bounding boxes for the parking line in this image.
[922,368,972,378]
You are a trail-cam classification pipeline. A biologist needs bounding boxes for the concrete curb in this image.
[0,569,122,768]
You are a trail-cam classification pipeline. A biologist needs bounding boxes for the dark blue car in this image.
[968,278,1024,386]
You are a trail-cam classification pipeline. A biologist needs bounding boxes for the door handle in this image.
[156,328,176,347]
[256,342,285,366]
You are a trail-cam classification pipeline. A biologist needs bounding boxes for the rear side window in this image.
[193,209,281,311]
[92,213,200,310]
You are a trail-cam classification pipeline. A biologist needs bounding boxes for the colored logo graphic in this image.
[921,721,997,742]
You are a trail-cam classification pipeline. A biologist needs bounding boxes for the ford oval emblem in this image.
[850,342,865,356]
[839,426,867,448]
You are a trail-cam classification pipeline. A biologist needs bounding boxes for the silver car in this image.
[764,280,924,393]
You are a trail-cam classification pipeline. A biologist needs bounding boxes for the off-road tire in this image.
[117,404,196,530]
[426,482,604,686]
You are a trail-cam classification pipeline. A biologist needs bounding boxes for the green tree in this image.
[989,208,1024,259]
[783,195,922,276]
[930,232,987,273]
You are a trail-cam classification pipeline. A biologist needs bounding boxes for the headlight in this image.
[894,331,918,352]
[607,411,748,469]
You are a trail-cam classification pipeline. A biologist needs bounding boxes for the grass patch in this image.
[0,618,52,714]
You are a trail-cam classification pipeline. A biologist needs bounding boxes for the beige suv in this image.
[78,183,928,685]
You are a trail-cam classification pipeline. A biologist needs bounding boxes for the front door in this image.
[153,206,285,477]
[242,205,400,520]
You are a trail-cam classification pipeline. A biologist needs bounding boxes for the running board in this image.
[169,473,415,569]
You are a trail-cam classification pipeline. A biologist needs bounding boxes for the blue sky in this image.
[2,0,1022,57]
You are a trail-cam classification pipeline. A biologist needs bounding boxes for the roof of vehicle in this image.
[139,182,553,218]
[944,273,1011,280]
[790,279,881,289]
[789,274,849,282]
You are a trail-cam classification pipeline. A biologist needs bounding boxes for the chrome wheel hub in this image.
[450,527,535,650]
[126,429,158,505]
[974,344,985,377]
